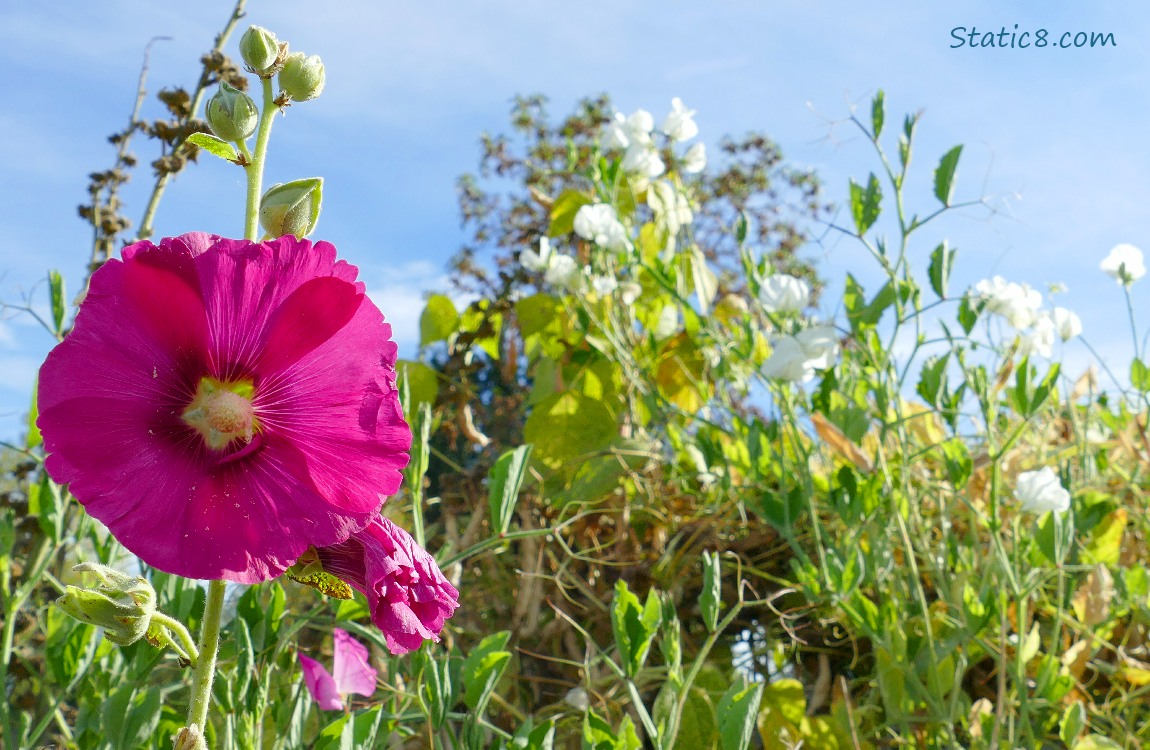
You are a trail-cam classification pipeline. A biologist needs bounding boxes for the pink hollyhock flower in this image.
[37,233,411,583]
[298,627,378,710]
[316,515,459,655]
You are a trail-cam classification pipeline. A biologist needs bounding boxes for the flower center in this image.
[182,377,258,451]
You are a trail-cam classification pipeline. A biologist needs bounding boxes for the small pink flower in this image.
[298,628,378,710]
[316,515,459,655]
[37,233,411,583]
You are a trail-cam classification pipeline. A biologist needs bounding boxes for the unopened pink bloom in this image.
[37,233,411,583]
[316,515,459,655]
[298,627,378,710]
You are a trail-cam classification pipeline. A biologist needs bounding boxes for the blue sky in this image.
[2,1,1148,439]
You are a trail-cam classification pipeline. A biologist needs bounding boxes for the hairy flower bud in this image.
[259,177,323,238]
[56,563,156,646]
[239,25,286,76]
[205,82,258,142]
[279,53,325,102]
[172,725,208,750]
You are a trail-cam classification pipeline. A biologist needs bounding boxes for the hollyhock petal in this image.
[332,628,377,698]
[38,234,411,582]
[298,653,344,711]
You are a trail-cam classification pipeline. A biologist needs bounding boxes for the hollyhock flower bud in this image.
[315,515,459,654]
[239,25,286,76]
[1014,467,1070,514]
[56,563,156,646]
[259,177,323,238]
[172,725,207,750]
[280,52,326,102]
[206,82,258,142]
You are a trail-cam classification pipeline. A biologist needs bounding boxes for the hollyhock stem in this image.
[187,579,227,733]
[244,76,281,241]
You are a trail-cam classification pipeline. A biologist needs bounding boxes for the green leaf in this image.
[927,241,956,298]
[548,189,593,237]
[1132,358,1150,393]
[718,680,764,750]
[610,580,661,677]
[957,294,979,334]
[397,360,439,420]
[25,382,41,449]
[933,145,963,206]
[699,550,721,633]
[1060,701,1086,745]
[420,294,460,346]
[523,391,616,471]
[848,173,881,235]
[511,719,556,750]
[186,132,239,162]
[488,444,534,535]
[421,652,455,729]
[1073,736,1123,750]
[462,631,512,712]
[735,211,749,244]
[871,89,885,139]
[48,269,65,335]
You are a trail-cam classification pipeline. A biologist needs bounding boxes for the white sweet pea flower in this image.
[520,236,552,272]
[682,142,706,174]
[974,276,1042,329]
[1100,243,1146,285]
[563,687,590,712]
[619,281,642,305]
[762,327,840,382]
[1051,307,1082,341]
[758,274,811,313]
[1018,313,1056,358]
[602,109,655,150]
[573,204,630,251]
[762,336,813,382]
[591,275,618,296]
[544,254,581,289]
[661,97,699,142]
[649,181,693,236]
[1014,467,1071,514]
[622,144,665,178]
[795,325,840,370]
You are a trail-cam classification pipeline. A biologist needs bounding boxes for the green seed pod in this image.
[205,82,258,142]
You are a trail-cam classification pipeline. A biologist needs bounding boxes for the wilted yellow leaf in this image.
[811,413,873,472]
[1071,564,1115,627]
